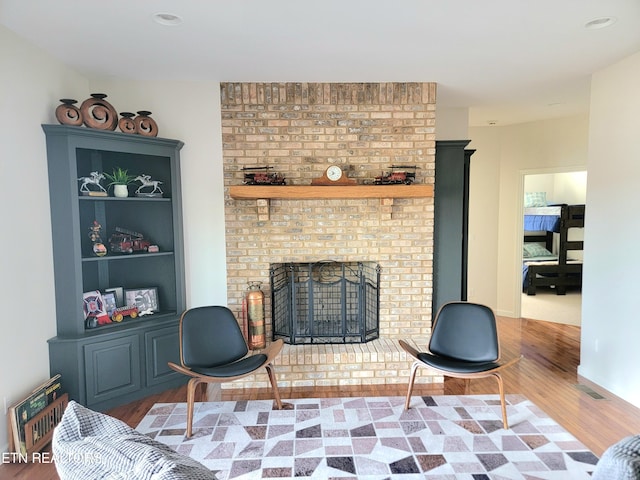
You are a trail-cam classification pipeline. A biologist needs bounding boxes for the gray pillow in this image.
[523,243,554,258]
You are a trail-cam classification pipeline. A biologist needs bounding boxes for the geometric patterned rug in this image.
[136,394,599,479]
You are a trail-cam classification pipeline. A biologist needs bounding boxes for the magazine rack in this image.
[8,393,69,459]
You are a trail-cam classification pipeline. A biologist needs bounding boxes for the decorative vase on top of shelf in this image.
[80,93,118,131]
[118,112,137,134]
[104,167,136,198]
[55,99,83,126]
[134,110,158,137]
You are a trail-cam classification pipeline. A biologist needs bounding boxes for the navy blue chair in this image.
[168,306,283,437]
[400,301,521,429]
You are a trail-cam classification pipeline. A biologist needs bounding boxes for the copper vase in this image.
[55,99,83,126]
[134,110,158,137]
[80,93,118,130]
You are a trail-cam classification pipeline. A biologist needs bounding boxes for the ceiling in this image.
[2,0,640,126]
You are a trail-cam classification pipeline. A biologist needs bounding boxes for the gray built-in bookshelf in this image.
[43,125,187,411]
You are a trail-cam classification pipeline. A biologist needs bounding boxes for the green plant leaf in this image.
[104,167,136,185]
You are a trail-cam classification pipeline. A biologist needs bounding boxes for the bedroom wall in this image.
[579,51,640,408]
[524,171,587,206]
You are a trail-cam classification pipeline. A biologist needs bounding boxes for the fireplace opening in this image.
[270,261,380,344]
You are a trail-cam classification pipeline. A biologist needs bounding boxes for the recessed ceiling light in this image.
[153,12,183,26]
[584,16,617,30]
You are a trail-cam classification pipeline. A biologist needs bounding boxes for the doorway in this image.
[519,169,586,326]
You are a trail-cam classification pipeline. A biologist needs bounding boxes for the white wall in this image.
[0,26,229,452]
[0,25,88,454]
[465,128,502,306]
[467,116,589,317]
[578,51,640,407]
[551,171,587,206]
[436,107,469,140]
[525,171,587,206]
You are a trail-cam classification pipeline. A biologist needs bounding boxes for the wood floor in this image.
[3,316,640,479]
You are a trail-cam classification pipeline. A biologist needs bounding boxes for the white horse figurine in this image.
[135,174,163,195]
[78,171,107,193]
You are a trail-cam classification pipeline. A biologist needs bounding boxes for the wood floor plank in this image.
[2,316,638,479]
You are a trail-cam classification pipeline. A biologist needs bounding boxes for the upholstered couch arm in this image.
[52,401,216,480]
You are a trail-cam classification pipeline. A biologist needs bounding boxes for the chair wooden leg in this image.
[493,373,509,429]
[265,363,283,410]
[186,378,200,438]
[404,361,420,410]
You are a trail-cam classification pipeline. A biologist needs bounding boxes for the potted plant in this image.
[104,167,135,197]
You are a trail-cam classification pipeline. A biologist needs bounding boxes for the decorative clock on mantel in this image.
[310,165,357,186]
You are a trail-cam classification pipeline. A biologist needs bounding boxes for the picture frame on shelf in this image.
[105,286,124,307]
[125,287,159,315]
[102,292,117,317]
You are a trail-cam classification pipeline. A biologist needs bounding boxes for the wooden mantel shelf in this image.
[229,184,433,200]
[229,184,433,221]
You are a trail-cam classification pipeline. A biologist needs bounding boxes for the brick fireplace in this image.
[221,82,439,388]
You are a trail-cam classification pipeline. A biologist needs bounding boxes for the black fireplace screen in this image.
[270,261,380,344]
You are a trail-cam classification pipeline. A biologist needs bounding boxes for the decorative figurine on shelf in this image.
[109,226,151,254]
[78,171,108,196]
[242,166,286,185]
[88,220,107,256]
[110,305,139,323]
[134,174,163,197]
[374,165,419,185]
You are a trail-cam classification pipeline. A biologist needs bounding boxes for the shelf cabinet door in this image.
[144,325,181,387]
[84,335,141,406]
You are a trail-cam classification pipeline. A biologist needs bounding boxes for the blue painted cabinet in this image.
[43,125,187,410]
[433,140,475,321]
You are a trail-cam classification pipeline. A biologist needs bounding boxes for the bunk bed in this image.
[523,203,585,295]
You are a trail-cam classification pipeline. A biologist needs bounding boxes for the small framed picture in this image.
[105,286,124,307]
[125,287,159,314]
[102,292,117,317]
